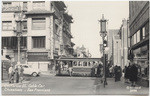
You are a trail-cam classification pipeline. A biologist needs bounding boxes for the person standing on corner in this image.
[68,66,73,77]
[124,64,131,83]
[97,64,101,77]
[114,65,119,82]
[123,66,127,83]
[118,66,122,81]
[8,64,14,84]
[19,65,24,83]
[15,65,19,83]
[129,62,138,87]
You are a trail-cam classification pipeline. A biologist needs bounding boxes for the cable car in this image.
[56,58,102,77]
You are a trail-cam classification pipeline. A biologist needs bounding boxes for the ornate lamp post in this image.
[99,14,108,87]
[16,20,22,65]
[16,11,23,65]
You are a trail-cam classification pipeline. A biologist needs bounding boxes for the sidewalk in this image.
[2,75,33,86]
[94,77,149,95]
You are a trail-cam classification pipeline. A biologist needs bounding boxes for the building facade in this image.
[1,1,74,72]
[129,1,149,87]
[112,35,121,67]
[107,29,119,64]
[118,19,129,69]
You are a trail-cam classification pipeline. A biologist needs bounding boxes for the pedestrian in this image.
[123,66,127,82]
[19,65,24,83]
[95,66,97,76]
[109,65,113,78]
[8,64,14,84]
[15,66,19,83]
[114,65,121,82]
[100,65,103,77]
[68,67,73,77]
[91,67,95,77]
[124,65,130,83]
[144,64,149,77]
[97,64,101,77]
[129,63,138,87]
[114,65,118,82]
[106,66,110,78]
[118,66,122,81]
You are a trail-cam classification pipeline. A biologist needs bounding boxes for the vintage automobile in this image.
[16,64,40,77]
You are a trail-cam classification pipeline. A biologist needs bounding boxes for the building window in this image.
[23,2,27,11]
[33,1,45,9]
[22,21,27,30]
[145,22,149,37]
[131,36,133,46]
[20,37,27,48]
[55,24,59,41]
[2,37,26,49]
[128,37,130,47]
[137,30,140,43]
[2,21,12,30]
[32,18,45,30]
[3,2,11,7]
[142,27,145,39]
[32,36,45,48]
[133,33,137,45]
[2,37,11,48]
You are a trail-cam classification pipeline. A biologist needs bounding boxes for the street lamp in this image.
[99,14,108,88]
[16,20,22,65]
[16,11,23,65]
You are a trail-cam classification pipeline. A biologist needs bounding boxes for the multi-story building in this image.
[118,19,129,69]
[112,35,121,66]
[129,1,149,87]
[62,13,75,57]
[107,29,119,64]
[1,1,74,72]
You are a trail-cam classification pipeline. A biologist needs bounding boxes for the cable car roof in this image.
[56,57,102,62]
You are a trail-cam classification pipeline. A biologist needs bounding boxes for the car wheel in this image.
[32,72,37,77]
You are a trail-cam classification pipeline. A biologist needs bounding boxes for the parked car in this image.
[16,64,40,77]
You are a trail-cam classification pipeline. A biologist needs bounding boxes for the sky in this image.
[64,1,129,58]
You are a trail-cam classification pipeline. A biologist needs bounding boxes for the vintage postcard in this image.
[1,0,149,95]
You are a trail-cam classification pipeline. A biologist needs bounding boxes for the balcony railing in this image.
[2,6,21,12]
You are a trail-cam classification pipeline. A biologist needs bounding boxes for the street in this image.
[2,75,149,95]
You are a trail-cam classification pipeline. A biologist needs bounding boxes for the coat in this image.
[125,66,130,79]
[129,65,138,82]
[97,65,101,75]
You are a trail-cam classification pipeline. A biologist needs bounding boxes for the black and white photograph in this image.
[1,0,149,95]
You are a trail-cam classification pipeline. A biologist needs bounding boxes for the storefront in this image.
[133,44,149,87]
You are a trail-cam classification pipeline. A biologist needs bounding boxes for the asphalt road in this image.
[2,75,149,95]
